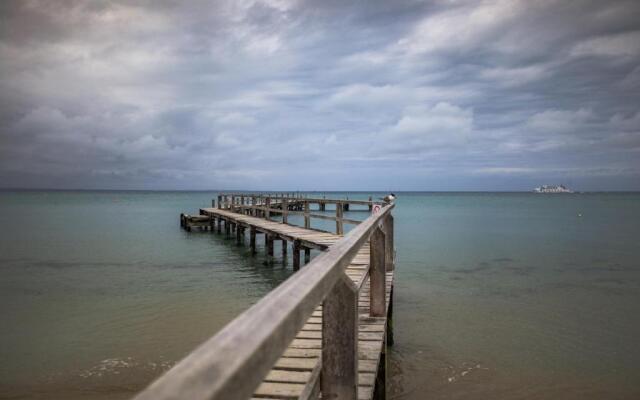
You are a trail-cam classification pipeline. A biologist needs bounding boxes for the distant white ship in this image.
[534,185,573,193]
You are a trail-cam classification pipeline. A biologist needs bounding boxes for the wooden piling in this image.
[293,240,301,271]
[266,234,274,262]
[250,227,256,255]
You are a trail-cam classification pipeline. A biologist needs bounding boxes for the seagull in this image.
[381,193,396,203]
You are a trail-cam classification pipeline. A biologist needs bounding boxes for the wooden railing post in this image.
[322,275,358,400]
[370,226,386,317]
[368,196,372,211]
[217,195,222,209]
[282,198,288,224]
[304,201,310,229]
[384,214,394,272]
[231,195,236,212]
[265,197,271,220]
[336,203,344,235]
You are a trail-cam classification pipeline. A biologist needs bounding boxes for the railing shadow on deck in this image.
[135,202,394,400]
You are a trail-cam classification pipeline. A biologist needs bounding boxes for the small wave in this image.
[79,357,174,379]
[446,362,489,383]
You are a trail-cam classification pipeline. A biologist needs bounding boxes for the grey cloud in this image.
[0,0,639,191]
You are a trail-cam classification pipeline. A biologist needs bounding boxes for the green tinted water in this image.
[0,191,639,399]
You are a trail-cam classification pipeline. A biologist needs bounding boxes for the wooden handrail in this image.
[218,193,383,206]
[231,204,363,225]
[134,203,394,400]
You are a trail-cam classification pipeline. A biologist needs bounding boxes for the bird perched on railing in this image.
[381,193,396,203]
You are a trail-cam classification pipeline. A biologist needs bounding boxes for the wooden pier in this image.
[138,193,395,400]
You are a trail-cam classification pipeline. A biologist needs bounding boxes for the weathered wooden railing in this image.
[135,203,394,400]
[214,193,380,235]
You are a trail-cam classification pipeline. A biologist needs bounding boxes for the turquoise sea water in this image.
[0,191,639,399]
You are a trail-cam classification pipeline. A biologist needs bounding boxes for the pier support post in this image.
[368,196,373,211]
[373,348,386,400]
[387,285,394,346]
[217,217,221,233]
[370,227,386,317]
[236,224,242,245]
[304,248,311,264]
[266,234,274,263]
[250,228,256,255]
[282,239,288,259]
[293,240,301,271]
[224,220,230,237]
[322,275,358,400]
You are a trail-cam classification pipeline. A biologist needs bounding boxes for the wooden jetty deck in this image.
[137,193,395,400]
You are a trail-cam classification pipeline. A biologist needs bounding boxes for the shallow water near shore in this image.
[1,190,639,399]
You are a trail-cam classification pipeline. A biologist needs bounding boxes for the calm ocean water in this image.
[1,191,639,399]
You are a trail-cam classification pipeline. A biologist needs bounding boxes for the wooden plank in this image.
[274,357,317,370]
[254,382,305,398]
[265,369,311,384]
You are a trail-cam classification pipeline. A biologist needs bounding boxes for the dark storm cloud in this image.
[1,0,639,190]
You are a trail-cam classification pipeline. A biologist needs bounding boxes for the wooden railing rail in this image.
[214,193,383,234]
[217,193,381,208]
[134,203,394,400]
[232,204,362,225]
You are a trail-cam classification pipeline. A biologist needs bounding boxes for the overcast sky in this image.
[1,0,639,191]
